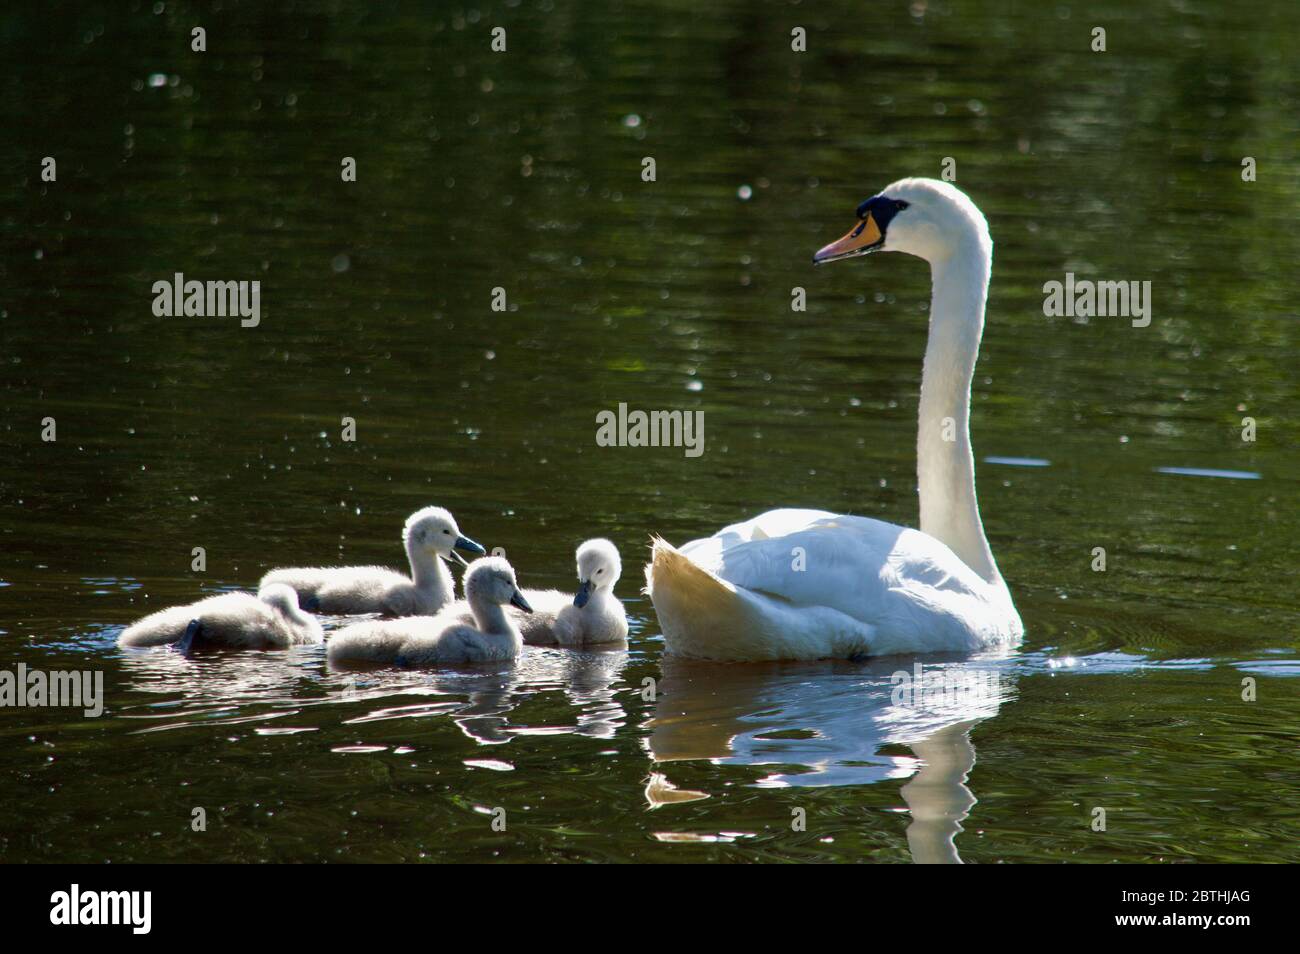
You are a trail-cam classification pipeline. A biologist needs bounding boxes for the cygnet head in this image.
[464,556,533,613]
[813,177,989,266]
[403,506,486,566]
[573,538,621,608]
[259,582,304,618]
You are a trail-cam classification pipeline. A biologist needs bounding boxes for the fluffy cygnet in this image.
[259,506,484,616]
[326,557,531,667]
[452,538,628,647]
[118,583,324,650]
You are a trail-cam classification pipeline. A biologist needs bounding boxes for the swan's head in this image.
[813,177,990,265]
[573,538,621,608]
[464,556,533,612]
[403,506,486,566]
[258,583,304,618]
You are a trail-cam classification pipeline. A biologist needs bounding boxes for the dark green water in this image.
[1,0,1298,862]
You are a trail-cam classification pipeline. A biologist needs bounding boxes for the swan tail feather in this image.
[646,535,882,661]
[646,536,764,659]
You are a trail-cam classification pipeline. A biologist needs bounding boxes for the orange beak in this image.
[813,212,884,264]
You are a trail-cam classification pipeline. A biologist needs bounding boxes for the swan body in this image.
[327,557,531,667]
[646,178,1023,661]
[453,539,629,646]
[259,506,484,616]
[118,583,324,650]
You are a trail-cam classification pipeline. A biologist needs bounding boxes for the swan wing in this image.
[690,509,983,598]
[663,509,1011,657]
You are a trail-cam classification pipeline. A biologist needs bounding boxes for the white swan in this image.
[452,539,628,647]
[118,582,324,650]
[259,506,484,616]
[327,557,531,667]
[646,178,1023,661]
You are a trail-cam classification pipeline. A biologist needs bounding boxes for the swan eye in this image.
[443,529,451,535]
[596,569,603,575]
[894,200,910,211]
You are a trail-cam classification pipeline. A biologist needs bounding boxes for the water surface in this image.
[1,0,1298,862]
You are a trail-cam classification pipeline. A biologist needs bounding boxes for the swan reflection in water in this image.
[645,651,1019,863]
[115,638,630,746]
[116,628,1009,862]
[334,645,630,745]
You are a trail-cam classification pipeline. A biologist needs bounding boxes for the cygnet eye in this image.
[596,569,604,575]
[443,528,451,535]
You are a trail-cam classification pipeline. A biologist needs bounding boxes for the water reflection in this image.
[901,721,979,864]
[646,652,1017,862]
[331,644,630,744]
[114,639,629,746]
[115,641,328,733]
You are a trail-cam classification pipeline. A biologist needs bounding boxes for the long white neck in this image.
[266,597,312,628]
[469,598,513,637]
[584,585,616,614]
[407,541,454,602]
[284,604,314,628]
[916,240,1001,586]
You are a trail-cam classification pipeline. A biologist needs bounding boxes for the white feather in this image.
[260,506,475,616]
[327,557,525,667]
[118,583,323,649]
